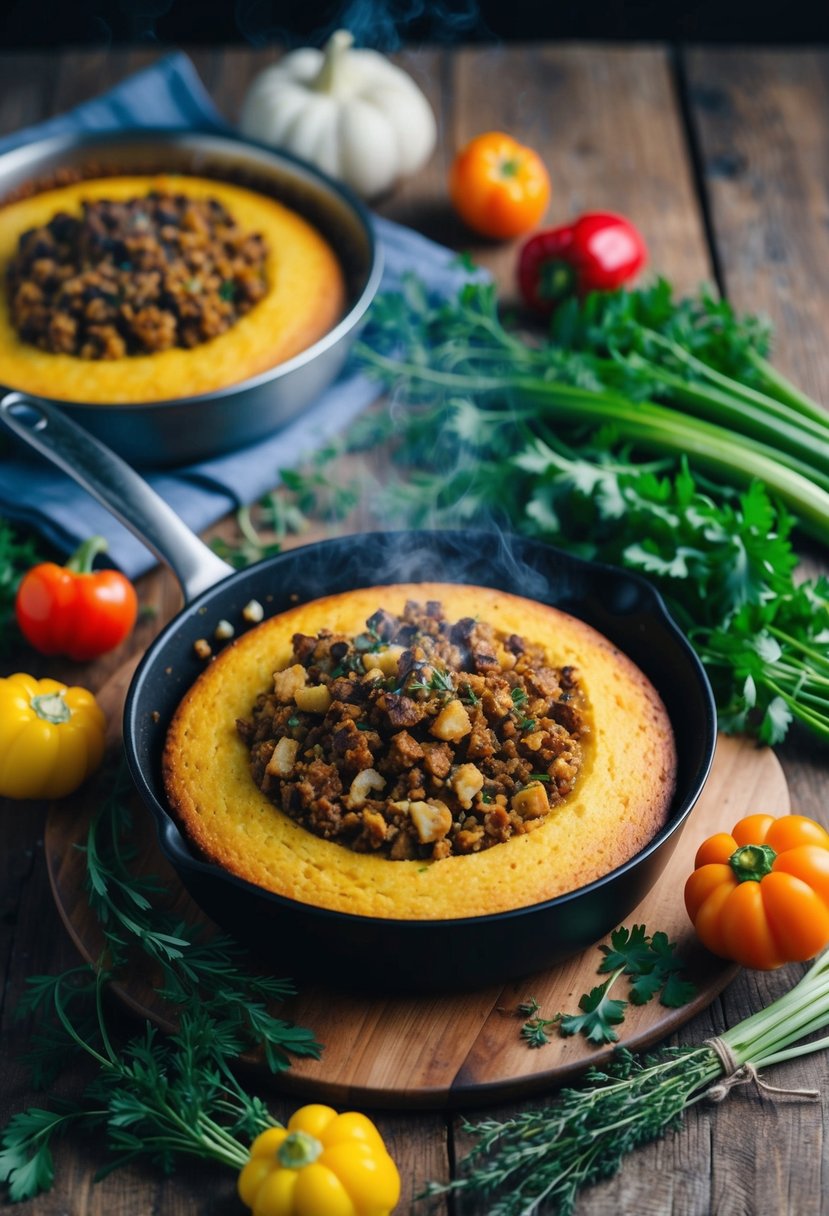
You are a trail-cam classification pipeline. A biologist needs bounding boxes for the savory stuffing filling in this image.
[236,600,588,861]
[6,192,269,358]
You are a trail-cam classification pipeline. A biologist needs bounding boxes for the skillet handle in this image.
[0,393,234,601]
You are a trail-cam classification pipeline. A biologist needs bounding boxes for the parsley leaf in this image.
[559,978,628,1046]
[0,1108,67,1202]
[519,924,697,1050]
[598,924,696,1008]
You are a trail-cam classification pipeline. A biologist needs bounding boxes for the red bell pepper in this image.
[518,212,648,314]
[15,536,138,661]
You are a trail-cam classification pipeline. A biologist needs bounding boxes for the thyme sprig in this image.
[429,948,829,1215]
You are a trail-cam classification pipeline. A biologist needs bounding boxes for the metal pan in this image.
[0,130,381,467]
[0,398,717,994]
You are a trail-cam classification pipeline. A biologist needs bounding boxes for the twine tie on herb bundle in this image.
[703,1037,820,1103]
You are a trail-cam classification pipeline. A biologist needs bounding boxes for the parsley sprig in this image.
[519,924,697,1048]
[350,279,829,744]
[517,997,561,1048]
[0,971,277,1202]
[598,924,698,1009]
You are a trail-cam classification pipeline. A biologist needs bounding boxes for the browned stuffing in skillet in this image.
[6,192,268,358]
[236,600,589,861]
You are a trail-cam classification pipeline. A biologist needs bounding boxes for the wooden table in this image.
[1,42,828,1215]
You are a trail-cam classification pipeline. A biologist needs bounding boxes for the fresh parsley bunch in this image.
[350,280,829,745]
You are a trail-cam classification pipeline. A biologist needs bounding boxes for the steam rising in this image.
[235,0,489,49]
[256,526,577,618]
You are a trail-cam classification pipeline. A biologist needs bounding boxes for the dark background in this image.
[1,0,828,47]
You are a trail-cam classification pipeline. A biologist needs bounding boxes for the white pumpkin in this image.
[239,30,438,200]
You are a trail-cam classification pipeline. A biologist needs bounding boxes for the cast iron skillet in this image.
[0,399,717,994]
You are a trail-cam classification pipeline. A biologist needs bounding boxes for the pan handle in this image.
[0,393,235,601]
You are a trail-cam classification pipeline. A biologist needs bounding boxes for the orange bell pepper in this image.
[685,813,829,969]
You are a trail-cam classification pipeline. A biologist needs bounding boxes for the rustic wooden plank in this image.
[49,46,155,110]
[681,45,829,1216]
[684,47,829,410]
[206,45,282,126]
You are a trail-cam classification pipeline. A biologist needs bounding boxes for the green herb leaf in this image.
[660,973,701,1009]
[352,276,829,745]
[598,924,697,1008]
[559,981,628,1045]
[0,1107,71,1201]
[0,517,50,655]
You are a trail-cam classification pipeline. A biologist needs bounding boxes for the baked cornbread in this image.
[0,174,345,402]
[163,584,677,920]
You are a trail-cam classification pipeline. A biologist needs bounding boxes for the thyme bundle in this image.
[427,950,829,1215]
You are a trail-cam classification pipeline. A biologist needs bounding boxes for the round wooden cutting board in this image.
[45,660,790,1110]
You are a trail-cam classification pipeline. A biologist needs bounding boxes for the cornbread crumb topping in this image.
[236,600,588,861]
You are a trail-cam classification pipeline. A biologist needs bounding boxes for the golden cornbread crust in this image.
[163,584,677,920]
[0,175,345,403]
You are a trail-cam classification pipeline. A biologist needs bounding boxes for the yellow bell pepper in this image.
[237,1104,400,1216]
[0,673,106,799]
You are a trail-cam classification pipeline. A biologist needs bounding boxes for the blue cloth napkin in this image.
[0,53,478,579]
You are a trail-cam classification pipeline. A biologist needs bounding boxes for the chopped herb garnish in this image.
[287,716,301,727]
[518,997,562,1048]
[409,667,455,695]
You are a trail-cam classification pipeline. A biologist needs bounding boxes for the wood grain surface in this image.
[1,41,828,1216]
[46,653,786,1108]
